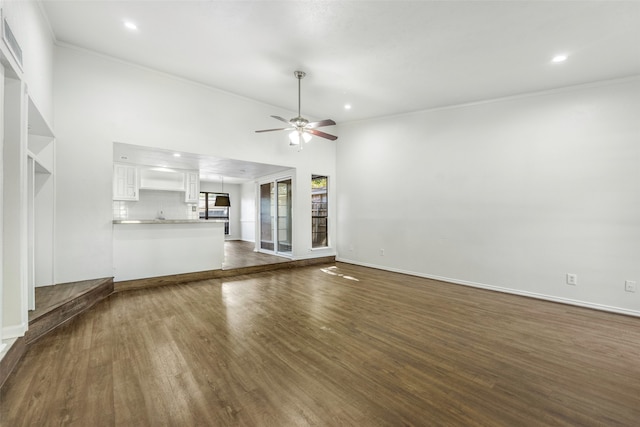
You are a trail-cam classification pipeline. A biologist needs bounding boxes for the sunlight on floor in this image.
[320,266,359,281]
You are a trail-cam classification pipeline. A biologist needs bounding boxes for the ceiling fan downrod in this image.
[294,70,306,124]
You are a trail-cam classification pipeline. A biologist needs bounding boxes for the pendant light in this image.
[214,175,230,207]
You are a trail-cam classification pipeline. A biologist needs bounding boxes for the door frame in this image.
[257,174,294,258]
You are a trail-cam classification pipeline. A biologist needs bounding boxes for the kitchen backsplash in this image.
[113,190,199,220]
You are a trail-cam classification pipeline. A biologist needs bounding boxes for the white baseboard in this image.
[2,323,28,340]
[293,250,337,261]
[0,337,17,360]
[336,257,640,318]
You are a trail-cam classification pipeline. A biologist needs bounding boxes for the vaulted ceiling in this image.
[41,0,640,124]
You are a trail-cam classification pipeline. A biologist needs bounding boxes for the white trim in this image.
[336,257,640,318]
[2,322,27,339]
[0,57,4,354]
[293,251,336,261]
[0,337,18,360]
[1,9,23,72]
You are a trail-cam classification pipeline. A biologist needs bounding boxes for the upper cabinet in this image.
[185,171,199,203]
[113,163,139,201]
[113,164,200,202]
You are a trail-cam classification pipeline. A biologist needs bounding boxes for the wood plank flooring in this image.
[222,240,290,270]
[2,262,640,426]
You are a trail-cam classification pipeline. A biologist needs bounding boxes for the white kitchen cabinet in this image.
[185,171,200,203]
[113,163,138,201]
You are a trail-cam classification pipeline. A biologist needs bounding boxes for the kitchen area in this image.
[111,142,292,282]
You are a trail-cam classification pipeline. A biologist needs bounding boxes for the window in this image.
[199,192,230,235]
[311,175,328,248]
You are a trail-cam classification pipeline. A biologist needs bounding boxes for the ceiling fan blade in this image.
[271,115,292,125]
[306,119,336,128]
[306,128,338,141]
[255,127,294,133]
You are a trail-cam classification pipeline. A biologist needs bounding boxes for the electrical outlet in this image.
[625,280,636,293]
[566,273,577,286]
[379,249,385,256]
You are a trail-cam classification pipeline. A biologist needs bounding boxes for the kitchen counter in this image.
[113,219,227,224]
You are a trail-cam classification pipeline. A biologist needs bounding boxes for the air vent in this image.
[2,12,23,70]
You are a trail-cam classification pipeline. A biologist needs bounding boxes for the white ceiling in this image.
[40,0,640,124]
[41,1,640,179]
[113,142,290,183]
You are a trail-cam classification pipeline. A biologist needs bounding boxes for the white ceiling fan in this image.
[255,71,338,146]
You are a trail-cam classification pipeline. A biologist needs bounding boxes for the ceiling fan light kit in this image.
[289,130,311,146]
[256,70,338,149]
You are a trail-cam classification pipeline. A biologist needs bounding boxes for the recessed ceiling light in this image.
[173,153,181,157]
[551,54,568,63]
[124,21,138,31]
[344,104,352,110]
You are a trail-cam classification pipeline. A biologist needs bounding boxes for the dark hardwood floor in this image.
[2,263,639,426]
[22,242,270,339]
[222,240,290,270]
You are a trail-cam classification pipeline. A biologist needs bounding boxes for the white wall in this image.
[240,181,256,242]
[1,0,54,124]
[337,78,640,316]
[53,45,336,283]
[34,169,54,286]
[1,0,54,347]
[2,74,28,337]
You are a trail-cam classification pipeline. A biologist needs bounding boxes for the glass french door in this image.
[260,178,292,256]
[260,182,274,251]
[276,179,292,254]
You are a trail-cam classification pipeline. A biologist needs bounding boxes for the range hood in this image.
[139,168,185,191]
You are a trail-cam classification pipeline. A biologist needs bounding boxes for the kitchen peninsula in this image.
[112,219,225,281]
[112,160,225,282]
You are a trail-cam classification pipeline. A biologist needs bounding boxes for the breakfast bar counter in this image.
[113,219,226,224]
[112,220,225,281]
